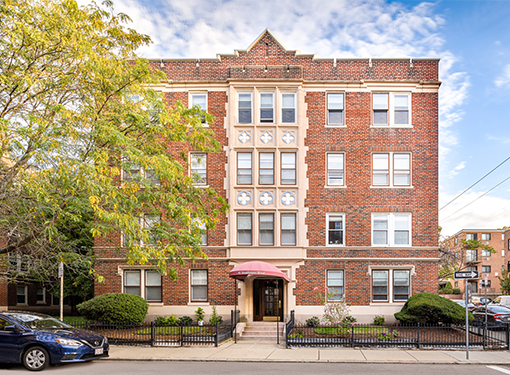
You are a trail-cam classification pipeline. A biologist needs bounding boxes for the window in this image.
[327,270,344,301]
[190,153,207,185]
[192,218,207,246]
[466,249,477,262]
[482,233,491,241]
[482,249,492,257]
[327,153,344,186]
[238,93,252,123]
[372,269,411,302]
[143,215,160,246]
[455,281,458,288]
[237,152,252,184]
[327,93,344,125]
[466,233,477,240]
[372,93,411,126]
[259,153,274,185]
[8,253,29,273]
[480,279,491,288]
[191,269,208,302]
[281,93,296,123]
[393,270,410,301]
[466,265,478,272]
[327,214,345,246]
[372,153,411,186]
[237,213,252,245]
[260,93,274,123]
[482,265,491,273]
[190,93,207,123]
[36,287,45,303]
[372,213,411,246]
[259,213,274,246]
[17,285,27,305]
[281,213,296,246]
[123,160,159,185]
[123,270,162,302]
[281,152,296,184]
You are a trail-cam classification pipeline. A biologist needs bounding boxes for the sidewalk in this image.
[104,340,510,365]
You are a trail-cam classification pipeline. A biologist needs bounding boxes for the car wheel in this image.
[23,346,49,371]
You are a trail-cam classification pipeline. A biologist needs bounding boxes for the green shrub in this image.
[76,293,148,324]
[394,292,473,324]
[342,315,357,324]
[195,307,205,322]
[155,314,179,326]
[178,316,193,326]
[444,281,453,294]
[453,288,461,295]
[209,302,223,325]
[306,316,320,327]
[373,315,385,325]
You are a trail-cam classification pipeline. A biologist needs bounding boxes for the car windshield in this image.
[6,313,72,329]
[489,306,510,314]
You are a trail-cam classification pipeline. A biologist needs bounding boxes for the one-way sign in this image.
[454,270,479,279]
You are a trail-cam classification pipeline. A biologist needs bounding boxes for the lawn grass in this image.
[133,326,210,335]
[55,316,88,326]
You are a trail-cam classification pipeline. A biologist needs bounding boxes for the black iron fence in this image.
[72,311,239,347]
[286,310,510,349]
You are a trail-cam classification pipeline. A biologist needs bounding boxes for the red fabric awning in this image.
[229,261,290,282]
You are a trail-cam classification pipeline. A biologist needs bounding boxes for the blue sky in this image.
[100,0,510,236]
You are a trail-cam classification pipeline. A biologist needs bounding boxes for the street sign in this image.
[58,262,64,278]
[454,270,479,279]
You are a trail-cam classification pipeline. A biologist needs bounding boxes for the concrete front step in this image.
[239,322,285,341]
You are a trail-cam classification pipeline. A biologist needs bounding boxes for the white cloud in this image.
[488,135,510,144]
[440,192,510,236]
[446,161,466,178]
[495,64,510,88]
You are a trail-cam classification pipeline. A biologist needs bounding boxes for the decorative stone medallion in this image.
[237,191,252,205]
[260,131,273,144]
[281,191,296,206]
[259,191,274,205]
[238,130,251,144]
[282,131,295,144]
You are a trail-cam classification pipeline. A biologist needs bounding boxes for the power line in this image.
[440,156,510,211]
[440,174,510,223]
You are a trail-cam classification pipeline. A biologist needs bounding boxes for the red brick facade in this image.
[94,30,440,323]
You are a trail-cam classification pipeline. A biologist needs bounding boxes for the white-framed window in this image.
[16,285,27,305]
[190,92,207,124]
[281,93,296,123]
[326,270,344,301]
[482,233,491,241]
[466,250,478,263]
[123,269,162,302]
[36,286,45,304]
[123,214,161,247]
[259,152,274,185]
[190,269,208,302]
[482,249,492,257]
[259,213,274,246]
[327,153,344,186]
[372,269,410,302]
[192,218,207,246]
[260,92,274,123]
[482,265,491,273]
[237,152,252,185]
[281,152,296,185]
[372,92,411,126]
[238,92,253,124]
[190,153,207,185]
[237,213,252,246]
[281,213,296,246]
[122,159,159,185]
[466,233,477,241]
[372,153,411,187]
[327,93,344,125]
[327,214,345,246]
[8,253,30,273]
[372,213,411,246]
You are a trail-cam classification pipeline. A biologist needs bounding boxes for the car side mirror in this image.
[4,325,19,332]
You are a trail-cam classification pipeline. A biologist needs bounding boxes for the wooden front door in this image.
[253,279,284,321]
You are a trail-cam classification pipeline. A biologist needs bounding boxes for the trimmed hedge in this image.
[394,292,473,324]
[77,293,148,324]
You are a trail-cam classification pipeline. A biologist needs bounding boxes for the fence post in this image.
[150,321,154,347]
[215,321,219,347]
[417,323,420,349]
[180,324,183,347]
[231,310,234,338]
[351,323,354,348]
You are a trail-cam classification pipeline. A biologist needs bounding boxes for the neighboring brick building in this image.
[94,30,440,323]
[447,229,509,297]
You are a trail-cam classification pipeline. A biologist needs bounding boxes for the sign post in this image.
[58,262,64,321]
[454,270,479,360]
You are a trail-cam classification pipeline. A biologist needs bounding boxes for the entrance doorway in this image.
[253,279,284,321]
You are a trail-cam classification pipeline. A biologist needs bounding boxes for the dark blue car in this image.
[0,311,108,371]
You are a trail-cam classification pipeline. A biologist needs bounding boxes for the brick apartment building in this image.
[447,229,510,297]
[90,29,441,323]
